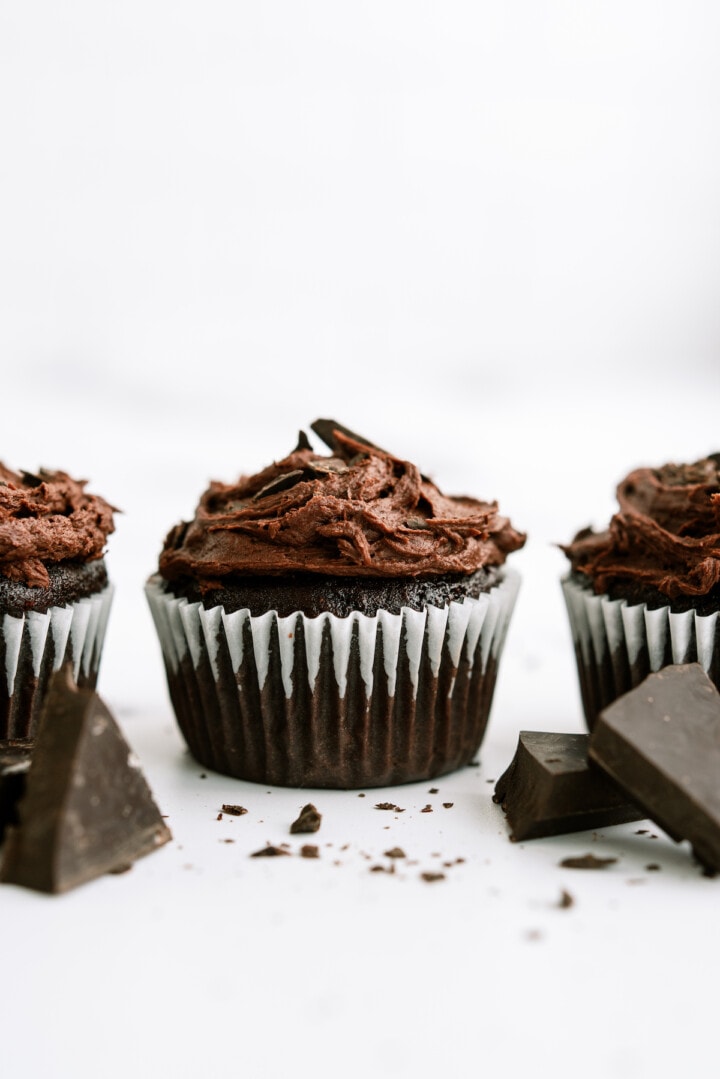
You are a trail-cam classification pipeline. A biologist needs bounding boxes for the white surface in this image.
[2,3,720,1077]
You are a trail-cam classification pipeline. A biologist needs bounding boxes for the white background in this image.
[2,3,720,1077]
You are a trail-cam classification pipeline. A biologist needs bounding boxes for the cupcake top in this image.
[0,464,116,588]
[563,454,720,601]
[159,420,526,589]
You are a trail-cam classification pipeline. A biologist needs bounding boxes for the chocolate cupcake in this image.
[562,454,720,729]
[0,465,116,741]
[146,420,526,788]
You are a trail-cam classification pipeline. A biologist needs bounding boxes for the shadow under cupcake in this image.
[147,420,525,788]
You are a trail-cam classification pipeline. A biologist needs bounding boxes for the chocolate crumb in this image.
[420,872,445,883]
[199,774,207,779]
[636,829,648,835]
[429,788,439,794]
[290,803,322,834]
[646,863,661,871]
[250,845,290,858]
[340,843,350,851]
[384,847,406,859]
[455,857,465,864]
[221,838,235,844]
[558,889,574,909]
[300,845,319,859]
[358,793,366,798]
[370,864,393,874]
[216,813,223,821]
[222,804,248,816]
[421,805,433,813]
[375,802,405,812]
[560,854,617,870]
[443,803,454,809]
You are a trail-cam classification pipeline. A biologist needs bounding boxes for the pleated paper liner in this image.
[562,574,720,730]
[0,584,114,741]
[146,570,520,788]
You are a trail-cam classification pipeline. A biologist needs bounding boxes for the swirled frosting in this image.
[159,421,526,586]
[0,464,116,588]
[563,455,720,599]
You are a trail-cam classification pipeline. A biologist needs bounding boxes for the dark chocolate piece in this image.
[559,854,617,870]
[221,804,248,816]
[0,672,171,894]
[0,742,32,841]
[289,803,321,834]
[309,418,382,457]
[558,890,574,908]
[384,847,406,859]
[420,872,445,883]
[589,663,720,875]
[493,731,643,841]
[375,802,405,812]
[250,845,290,857]
[293,430,313,453]
[300,844,319,858]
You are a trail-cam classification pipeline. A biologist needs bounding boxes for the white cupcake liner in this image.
[1,584,114,741]
[146,570,520,787]
[561,574,720,728]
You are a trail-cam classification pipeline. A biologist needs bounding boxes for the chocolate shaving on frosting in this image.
[0,464,116,588]
[159,421,525,585]
[563,456,720,599]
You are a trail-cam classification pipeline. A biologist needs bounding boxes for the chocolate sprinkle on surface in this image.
[290,803,322,834]
[222,804,248,816]
[384,847,406,859]
[250,845,290,858]
[559,854,617,870]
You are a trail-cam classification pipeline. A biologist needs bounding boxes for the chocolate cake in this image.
[147,419,525,788]
[561,455,720,728]
[0,464,116,740]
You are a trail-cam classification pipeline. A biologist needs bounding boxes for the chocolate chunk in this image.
[589,663,720,875]
[559,854,617,870]
[310,419,383,457]
[222,804,248,816]
[384,847,406,859]
[0,672,171,894]
[300,844,319,858]
[290,803,322,834]
[494,731,643,841]
[375,802,405,812]
[250,845,290,857]
[0,742,32,841]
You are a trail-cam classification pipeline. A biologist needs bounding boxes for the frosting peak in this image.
[0,465,116,588]
[563,455,720,599]
[159,421,526,586]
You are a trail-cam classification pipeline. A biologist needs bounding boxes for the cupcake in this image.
[561,454,720,729]
[146,420,526,788]
[0,465,116,742]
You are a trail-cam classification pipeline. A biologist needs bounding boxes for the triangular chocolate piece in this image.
[590,663,720,874]
[0,671,171,893]
[494,731,643,841]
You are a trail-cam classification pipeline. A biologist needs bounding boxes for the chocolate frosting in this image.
[0,465,116,588]
[563,455,720,600]
[159,421,526,587]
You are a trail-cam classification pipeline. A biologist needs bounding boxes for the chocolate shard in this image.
[310,419,385,458]
[494,731,643,842]
[252,470,306,501]
[589,663,720,875]
[0,671,171,894]
[0,742,32,842]
[293,429,313,452]
[290,803,322,834]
